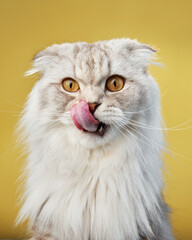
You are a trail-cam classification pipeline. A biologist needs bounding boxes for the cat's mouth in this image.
[83,122,107,137]
[70,100,108,137]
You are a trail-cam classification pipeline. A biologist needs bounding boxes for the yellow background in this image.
[0,0,192,239]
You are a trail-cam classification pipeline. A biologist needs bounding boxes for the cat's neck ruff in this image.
[21,126,163,240]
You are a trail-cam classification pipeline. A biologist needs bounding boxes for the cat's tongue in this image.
[70,100,99,132]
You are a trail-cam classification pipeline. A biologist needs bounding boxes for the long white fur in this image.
[17,39,174,240]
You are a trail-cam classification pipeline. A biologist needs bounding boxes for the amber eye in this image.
[62,78,79,92]
[106,75,125,92]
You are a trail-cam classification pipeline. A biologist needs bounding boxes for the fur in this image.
[17,39,175,240]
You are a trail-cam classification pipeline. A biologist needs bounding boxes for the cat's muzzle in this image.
[70,100,108,137]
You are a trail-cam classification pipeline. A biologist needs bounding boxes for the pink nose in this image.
[88,102,100,114]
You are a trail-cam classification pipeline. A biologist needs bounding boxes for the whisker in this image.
[110,113,192,132]
[128,119,192,131]
[111,121,143,155]
[113,117,192,163]
[114,119,159,151]
[0,97,25,109]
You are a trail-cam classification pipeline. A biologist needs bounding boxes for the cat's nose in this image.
[88,102,100,114]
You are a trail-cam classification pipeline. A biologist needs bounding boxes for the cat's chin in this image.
[75,124,116,149]
[83,123,107,137]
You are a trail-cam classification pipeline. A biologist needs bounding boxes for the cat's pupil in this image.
[113,80,117,88]
[69,82,73,89]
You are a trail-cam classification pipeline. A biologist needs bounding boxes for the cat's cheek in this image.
[60,117,72,125]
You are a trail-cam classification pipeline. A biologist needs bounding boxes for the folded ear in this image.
[33,44,62,61]
[111,38,159,71]
[26,44,61,76]
[33,50,47,61]
[132,43,157,53]
[128,41,160,71]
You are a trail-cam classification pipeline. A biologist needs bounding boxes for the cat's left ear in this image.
[129,43,160,71]
[132,43,157,53]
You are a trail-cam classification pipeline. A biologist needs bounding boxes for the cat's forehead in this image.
[72,43,112,84]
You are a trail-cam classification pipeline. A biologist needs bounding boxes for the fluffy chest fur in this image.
[19,128,163,240]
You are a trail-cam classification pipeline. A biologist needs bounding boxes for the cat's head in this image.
[25,39,159,149]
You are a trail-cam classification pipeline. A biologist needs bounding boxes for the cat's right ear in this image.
[25,50,50,76]
[25,45,60,76]
[33,51,46,61]
[33,46,57,61]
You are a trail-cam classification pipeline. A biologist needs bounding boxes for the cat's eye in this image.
[106,75,124,92]
[62,78,79,92]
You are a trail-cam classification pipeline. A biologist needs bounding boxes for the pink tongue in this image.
[70,100,99,132]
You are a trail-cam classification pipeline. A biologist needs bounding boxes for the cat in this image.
[17,39,175,240]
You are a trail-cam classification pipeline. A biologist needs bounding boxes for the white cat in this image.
[17,39,175,240]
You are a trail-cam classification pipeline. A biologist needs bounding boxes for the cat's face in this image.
[29,39,158,148]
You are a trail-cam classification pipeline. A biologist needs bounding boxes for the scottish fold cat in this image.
[17,39,175,240]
